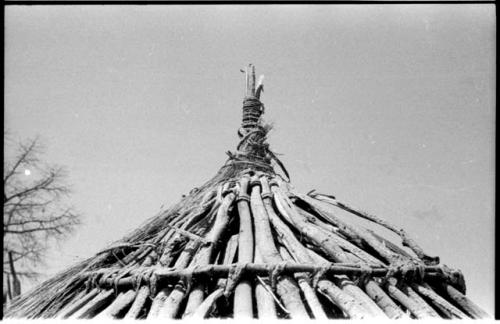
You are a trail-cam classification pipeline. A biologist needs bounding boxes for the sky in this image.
[4,4,495,314]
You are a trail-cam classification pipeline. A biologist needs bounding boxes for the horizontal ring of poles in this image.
[80,262,451,290]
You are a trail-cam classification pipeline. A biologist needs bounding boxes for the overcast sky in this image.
[5,4,495,314]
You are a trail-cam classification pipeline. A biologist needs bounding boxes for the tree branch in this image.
[3,137,39,187]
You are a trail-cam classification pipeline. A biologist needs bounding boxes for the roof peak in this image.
[224,65,289,180]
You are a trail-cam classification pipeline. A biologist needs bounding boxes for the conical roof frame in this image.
[4,65,490,319]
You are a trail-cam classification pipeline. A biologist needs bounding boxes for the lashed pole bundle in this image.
[4,65,490,319]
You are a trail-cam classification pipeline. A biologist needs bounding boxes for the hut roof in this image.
[4,65,489,319]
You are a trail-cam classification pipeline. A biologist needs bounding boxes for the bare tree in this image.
[3,135,81,299]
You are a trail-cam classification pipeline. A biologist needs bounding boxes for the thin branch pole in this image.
[157,283,186,318]
[385,280,440,319]
[148,238,199,319]
[246,64,256,97]
[411,283,468,319]
[317,280,371,319]
[233,176,254,318]
[94,290,136,319]
[334,276,387,318]
[443,284,490,319]
[385,282,435,319]
[293,191,403,264]
[271,200,372,320]
[147,287,172,318]
[68,289,114,319]
[123,286,150,319]
[55,289,99,319]
[364,280,408,319]
[311,193,438,264]
[214,234,239,293]
[90,263,444,291]
[254,250,278,319]
[154,239,203,319]
[400,284,440,317]
[271,186,349,262]
[183,191,236,317]
[187,288,224,319]
[296,208,384,265]
[250,176,309,319]
[305,245,387,318]
[154,202,218,319]
[278,246,327,320]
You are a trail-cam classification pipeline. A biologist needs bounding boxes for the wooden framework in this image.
[4,65,490,319]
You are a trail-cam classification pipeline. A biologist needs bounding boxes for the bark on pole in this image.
[154,238,204,319]
[215,234,239,291]
[364,280,408,319]
[123,286,150,319]
[314,194,438,264]
[184,191,236,317]
[246,64,256,97]
[278,246,328,320]
[254,250,278,319]
[412,283,468,319]
[188,288,225,319]
[271,186,349,262]
[305,243,387,318]
[317,280,370,319]
[250,175,309,319]
[401,284,440,317]
[385,280,437,319]
[443,284,490,319]
[69,289,114,319]
[148,238,200,319]
[294,192,403,264]
[157,283,186,318]
[56,289,99,319]
[94,290,136,319]
[296,208,384,265]
[234,176,254,318]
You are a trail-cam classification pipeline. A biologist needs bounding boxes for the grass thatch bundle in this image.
[4,65,489,319]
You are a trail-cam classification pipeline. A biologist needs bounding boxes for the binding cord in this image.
[226,65,290,180]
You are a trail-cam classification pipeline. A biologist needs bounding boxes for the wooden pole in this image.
[183,191,236,316]
[364,280,408,319]
[68,289,114,319]
[443,284,490,319]
[152,239,202,319]
[187,288,224,319]
[278,246,327,320]
[246,64,256,97]
[294,192,403,265]
[312,194,438,264]
[233,176,254,318]
[90,263,444,289]
[385,280,435,319]
[412,283,468,319]
[252,176,310,319]
[254,250,278,318]
[271,186,349,262]
[317,280,370,319]
[400,284,440,317]
[94,290,136,319]
[123,286,150,319]
[55,289,99,319]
